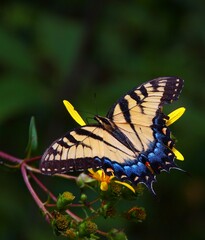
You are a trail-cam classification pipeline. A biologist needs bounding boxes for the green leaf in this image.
[26,116,38,158]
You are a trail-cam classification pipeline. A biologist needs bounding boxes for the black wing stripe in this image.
[154,77,183,104]
[130,91,143,105]
[150,79,159,90]
[139,85,148,98]
[58,139,69,148]
[119,99,130,123]
[63,134,79,145]
[74,128,134,156]
[106,77,184,119]
[75,128,104,142]
[119,98,145,152]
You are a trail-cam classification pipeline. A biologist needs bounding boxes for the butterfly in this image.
[40,77,184,194]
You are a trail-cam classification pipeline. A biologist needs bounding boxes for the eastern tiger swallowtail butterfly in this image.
[40,77,184,194]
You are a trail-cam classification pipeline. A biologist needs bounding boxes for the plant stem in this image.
[25,156,41,163]
[0,151,22,164]
[21,162,53,222]
[30,171,57,202]
[29,169,82,222]
[1,150,82,222]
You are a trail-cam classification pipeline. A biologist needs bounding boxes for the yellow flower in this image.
[88,169,135,193]
[166,107,186,161]
[166,107,186,126]
[88,169,114,191]
[63,100,86,126]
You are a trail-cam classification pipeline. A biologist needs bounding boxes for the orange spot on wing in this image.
[145,161,154,174]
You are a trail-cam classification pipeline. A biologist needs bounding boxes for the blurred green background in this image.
[0,1,205,239]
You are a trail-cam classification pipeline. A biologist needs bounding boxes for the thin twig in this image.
[1,150,85,222]
[25,156,41,163]
[0,151,22,164]
[29,167,82,222]
[30,171,57,202]
[21,162,52,222]
[26,165,77,181]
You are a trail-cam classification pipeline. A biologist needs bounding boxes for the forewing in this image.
[105,77,184,154]
[107,77,184,125]
[40,125,136,175]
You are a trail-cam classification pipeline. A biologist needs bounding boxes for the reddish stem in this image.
[21,162,52,222]
[25,156,41,163]
[1,150,82,222]
[66,207,82,222]
[29,170,82,222]
[45,203,57,207]
[0,151,22,164]
[30,171,57,202]
[96,229,108,237]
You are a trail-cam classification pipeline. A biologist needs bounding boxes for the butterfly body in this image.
[94,115,116,132]
[40,77,184,193]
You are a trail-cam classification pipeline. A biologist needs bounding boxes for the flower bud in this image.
[76,172,95,188]
[65,228,77,239]
[52,211,70,233]
[78,220,98,237]
[80,193,87,202]
[100,203,116,218]
[57,191,75,210]
[125,207,146,222]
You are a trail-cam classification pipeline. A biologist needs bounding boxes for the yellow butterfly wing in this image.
[41,125,136,175]
[106,77,184,153]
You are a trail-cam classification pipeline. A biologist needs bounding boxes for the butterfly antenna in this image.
[93,92,99,116]
[77,93,98,124]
